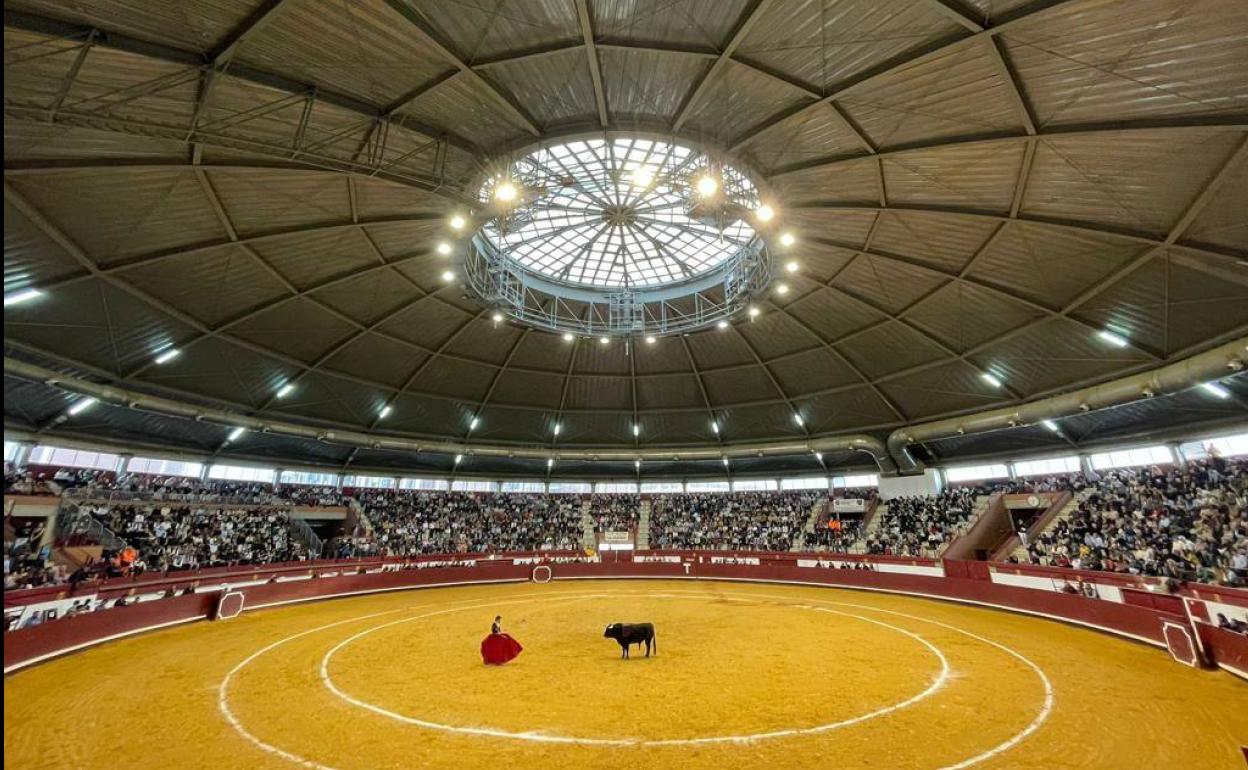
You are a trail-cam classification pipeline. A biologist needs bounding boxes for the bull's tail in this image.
[652,630,657,655]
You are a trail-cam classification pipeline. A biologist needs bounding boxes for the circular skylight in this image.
[478,137,761,290]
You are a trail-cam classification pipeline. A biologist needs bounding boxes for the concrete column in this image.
[1079,454,1094,475]
[1167,442,1185,467]
[114,453,132,475]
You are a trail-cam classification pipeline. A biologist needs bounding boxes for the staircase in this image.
[637,499,651,549]
[852,502,888,552]
[794,498,826,551]
[939,494,996,559]
[1008,490,1087,562]
[579,498,595,551]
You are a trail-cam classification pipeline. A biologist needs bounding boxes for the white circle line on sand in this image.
[681,590,1056,770]
[218,593,610,770]
[216,587,1053,769]
[319,594,950,747]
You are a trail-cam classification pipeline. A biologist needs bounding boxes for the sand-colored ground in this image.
[5,580,1246,769]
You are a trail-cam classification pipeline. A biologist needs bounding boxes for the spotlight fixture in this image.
[644,335,657,345]
[449,214,467,231]
[441,270,456,282]
[814,451,823,462]
[436,242,452,255]
[754,204,775,223]
[632,423,640,437]
[547,458,554,469]
[980,372,1003,388]
[695,174,719,197]
[379,405,393,419]
[1200,381,1231,399]
[792,413,804,426]
[552,422,562,436]
[226,426,246,442]
[785,261,799,273]
[779,232,796,247]
[722,457,730,467]
[1096,329,1129,348]
[634,459,641,470]
[775,283,790,295]
[67,397,97,416]
[562,332,575,342]
[599,336,610,345]
[711,420,720,434]
[275,383,295,399]
[454,454,463,465]
[154,347,180,365]
[1041,419,1059,432]
[494,181,518,202]
[3,287,43,307]
[491,311,504,323]
[717,320,729,330]
[748,306,760,318]
[469,416,480,430]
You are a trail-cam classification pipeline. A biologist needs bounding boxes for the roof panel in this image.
[883,140,1024,213]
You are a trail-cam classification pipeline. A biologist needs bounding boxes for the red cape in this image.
[481,632,523,665]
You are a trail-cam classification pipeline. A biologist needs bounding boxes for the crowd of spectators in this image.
[83,502,310,571]
[864,487,980,557]
[358,490,582,555]
[648,491,821,551]
[1024,458,1247,586]
[586,494,638,533]
[3,465,58,496]
[4,518,66,591]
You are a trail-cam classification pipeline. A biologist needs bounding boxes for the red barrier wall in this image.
[6,555,1247,680]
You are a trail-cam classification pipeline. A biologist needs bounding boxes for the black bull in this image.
[603,622,656,658]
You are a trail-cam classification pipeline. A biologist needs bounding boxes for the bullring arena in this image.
[5,0,1248,767]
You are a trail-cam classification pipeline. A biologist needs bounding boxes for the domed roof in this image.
[4,0,1247,476]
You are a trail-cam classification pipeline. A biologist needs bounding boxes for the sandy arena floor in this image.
[5,580,1247,769]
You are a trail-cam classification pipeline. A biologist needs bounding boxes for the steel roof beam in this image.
[729,0,1085,153]
[3,9,482,157]
[379,0,540,136]
[575,0,609,127]
[672,0,775,131]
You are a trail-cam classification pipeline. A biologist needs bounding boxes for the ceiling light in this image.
[695,175,718,197]
[494,181,518,202]
[3,288,42,307]
[276,383,295,399]
[779,232,796,247]
[754,204,775,223]
[775,283,790,295]
[1200,381,1231,399]
[722,457,730,467]
[980,372,1003,388]
[717,320,729,330]
[629,167,654,188]
[226,426,246,442]
[547,458,554,469]
[469,416,480,430]
[814,451,823,462]
[441,270,455,282]
[553,422,562,436]
[154,347,180,365]
[491,311,504,323]
[793,413,804,426]
[562,332,575,342]
[454,454,463,465]
[711,420,720,434]
[632,423,640,437]
[67,397,97,416]
[449,214,467,231]
[785,261,799,273]
[645,335,657,345]
[1041,419,1059,432]
[436,242,452,255]
[379,405,393,419]
[635,459,641,470]
[1097,329,1129,348]
[748,306,760,318]
[599,336,610,345]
